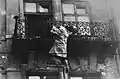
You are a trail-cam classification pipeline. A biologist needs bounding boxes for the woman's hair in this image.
[13,16,19,20]
[65,26,77,33]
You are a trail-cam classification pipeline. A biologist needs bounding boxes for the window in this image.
[25,3,37,12]
[64,16,76,21]
[62,3,76,21]
[62,3,89,22]
[38,5,48,12]
[71,77,83,79]
[77,16,89,22]
[24,1,52,14]
[37,3,50,13]
[62,4,75,14]
[76,9,86,15]
[29,76,40,79]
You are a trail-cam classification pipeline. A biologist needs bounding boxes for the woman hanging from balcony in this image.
[48,21,77,71]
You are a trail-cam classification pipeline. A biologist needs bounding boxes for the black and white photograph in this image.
[0,0,120,79]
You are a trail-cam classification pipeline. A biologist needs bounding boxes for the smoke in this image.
[106,0,120,31]
[87,0,120,31]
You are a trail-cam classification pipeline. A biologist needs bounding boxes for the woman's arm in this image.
[51,26,61,35]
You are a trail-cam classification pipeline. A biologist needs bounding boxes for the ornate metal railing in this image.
[13,20,114,41]
[49,21,114,41]
[13,16,26,39]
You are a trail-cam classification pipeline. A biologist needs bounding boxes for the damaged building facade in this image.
[0,0,120,79]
